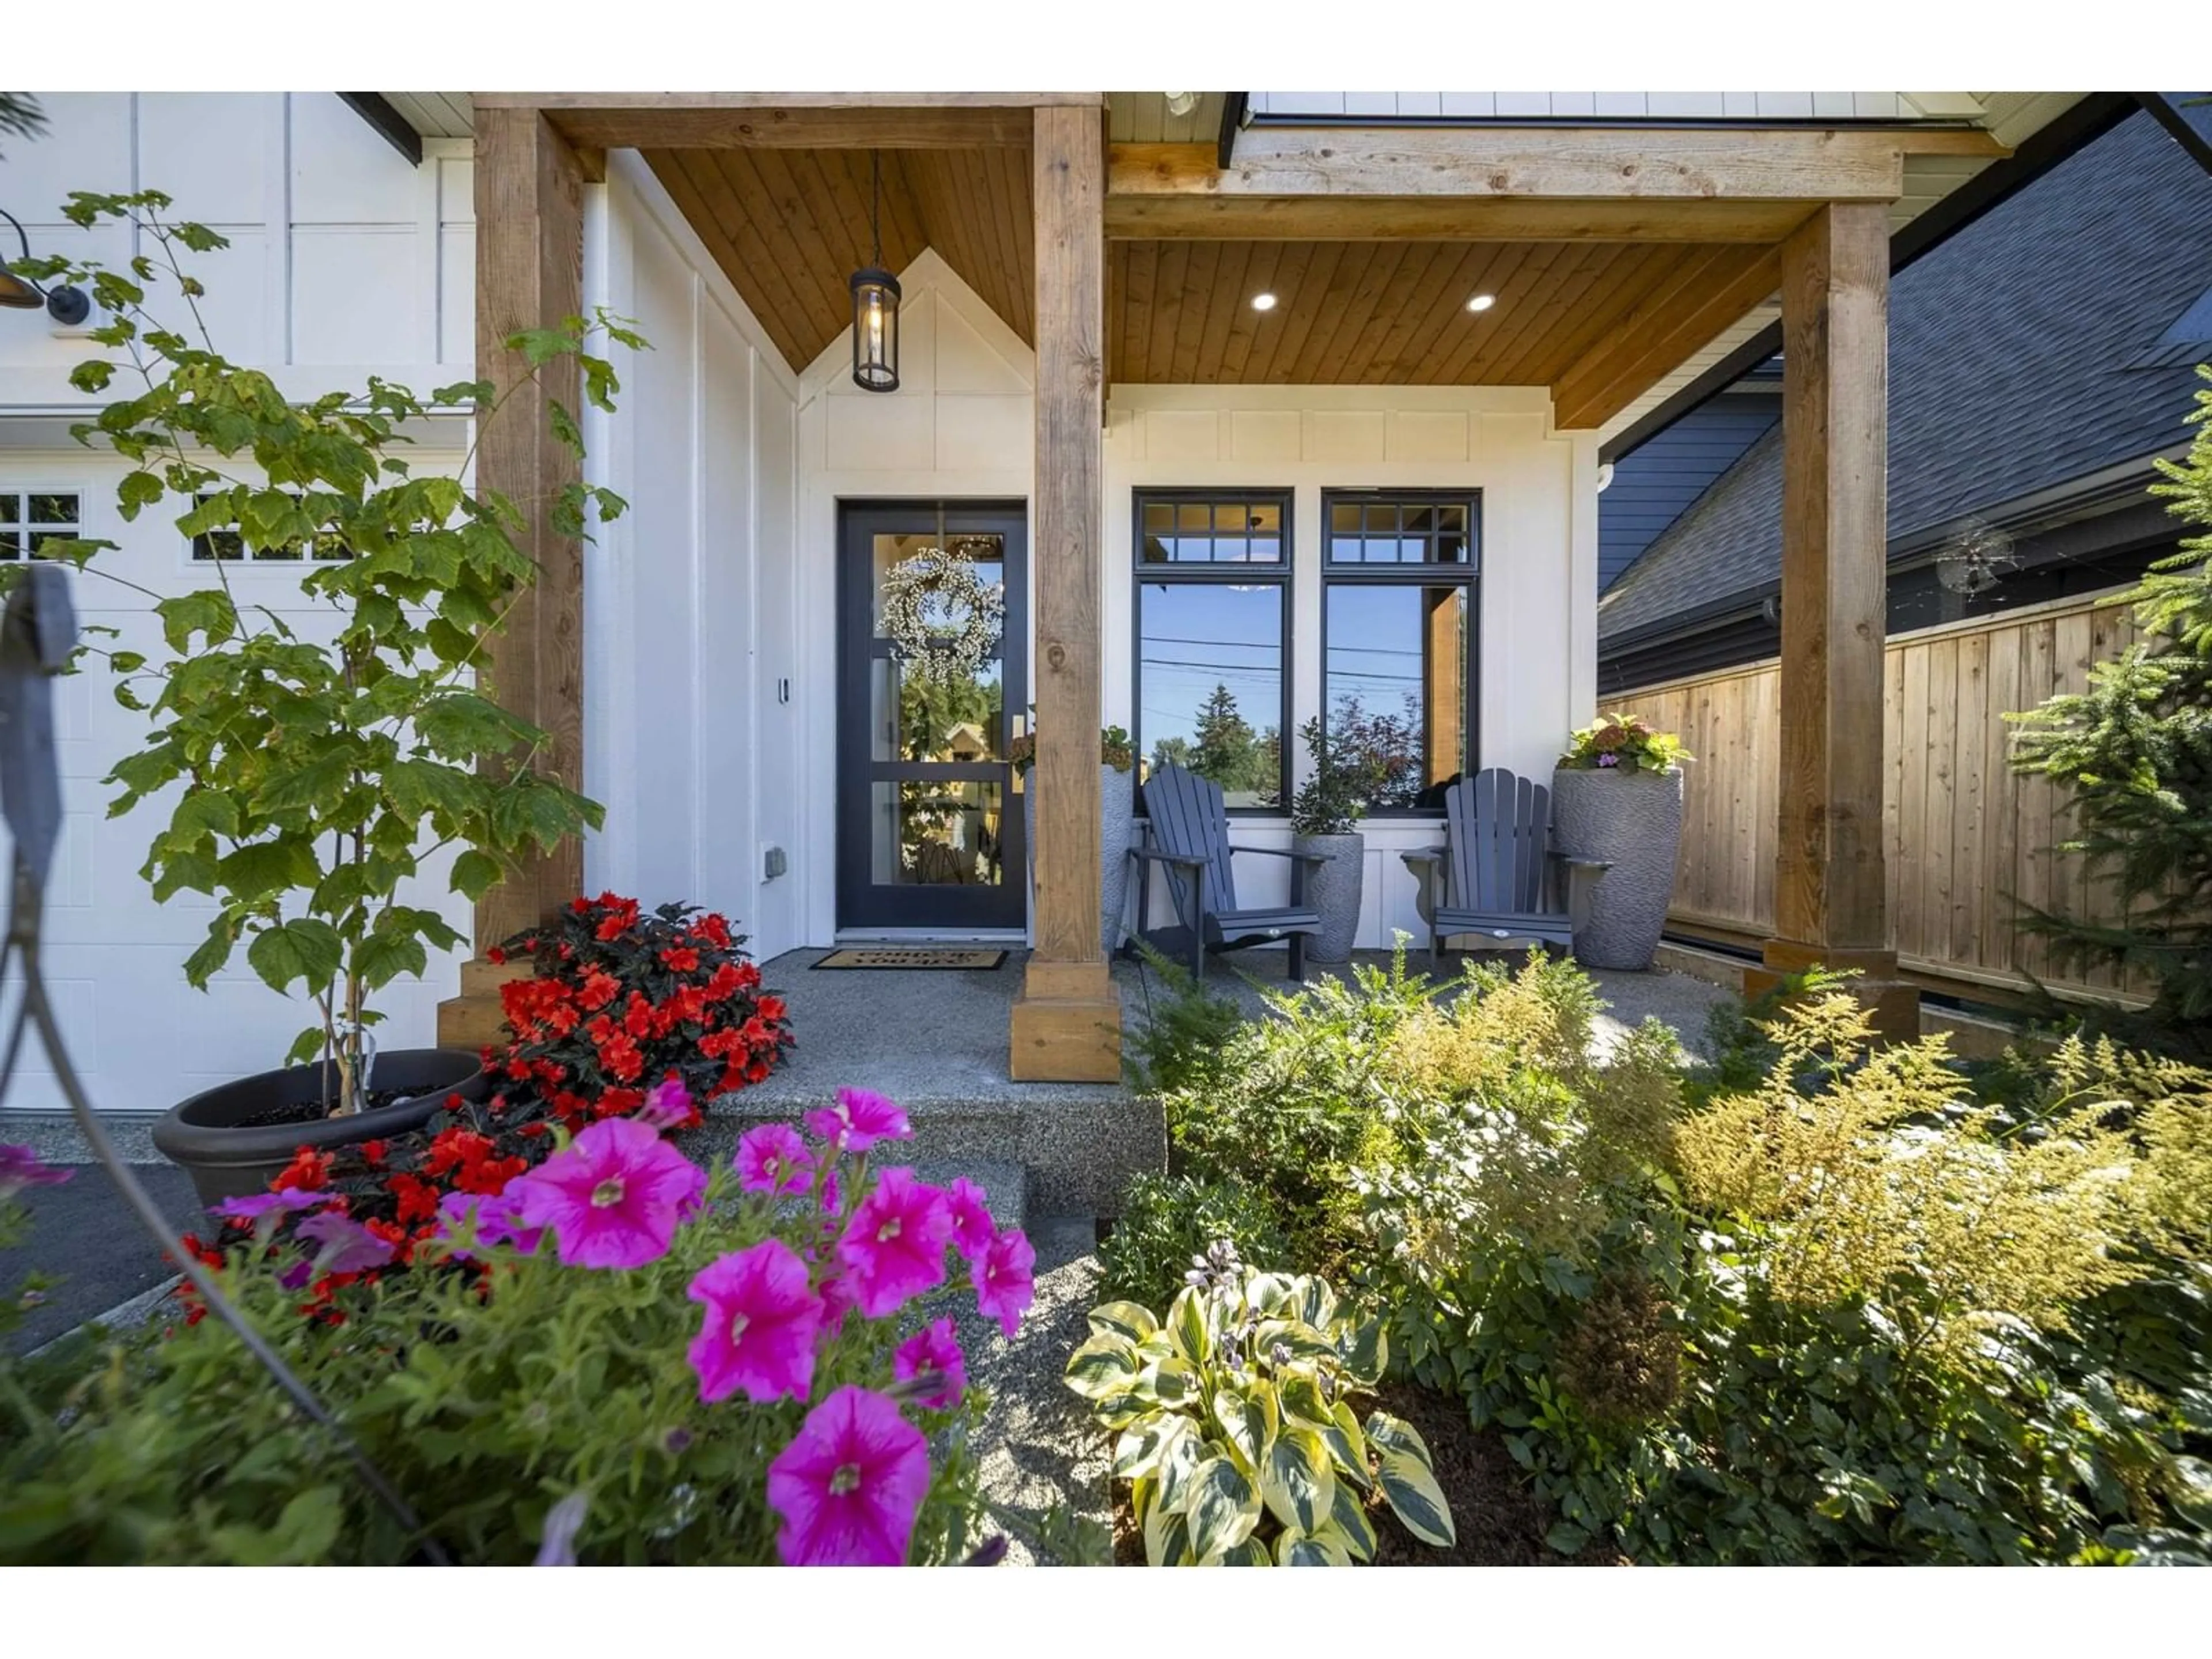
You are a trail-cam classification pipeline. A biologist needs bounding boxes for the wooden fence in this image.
[1619,589,2154,1005]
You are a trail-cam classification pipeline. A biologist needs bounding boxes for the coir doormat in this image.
[813,947,1009,971]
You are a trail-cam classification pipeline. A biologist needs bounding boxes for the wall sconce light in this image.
[0,210,92,325]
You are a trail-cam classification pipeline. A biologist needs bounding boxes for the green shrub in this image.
[1099,1171,1294,1310]
[1160,947,1437,1269]
[1123,942,1246,1096]
[1372,984,2212,1563]
[1063,1248,1450,1565]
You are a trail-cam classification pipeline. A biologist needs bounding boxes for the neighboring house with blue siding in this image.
[1597,109,2212,694]
[1597,367,1778,589]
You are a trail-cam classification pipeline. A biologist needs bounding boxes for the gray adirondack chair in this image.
[1130,763,1335,980]
[1400,768,1610,966]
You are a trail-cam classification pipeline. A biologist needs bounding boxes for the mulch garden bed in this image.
[1108,1380,1627,1566]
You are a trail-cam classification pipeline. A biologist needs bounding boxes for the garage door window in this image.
[0,491,81,560]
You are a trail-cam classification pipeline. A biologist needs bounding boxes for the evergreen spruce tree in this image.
[2009,366,2212,1049]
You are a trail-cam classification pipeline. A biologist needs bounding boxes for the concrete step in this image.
[910,1157,1025,1232]
[693,1093,1162,1218]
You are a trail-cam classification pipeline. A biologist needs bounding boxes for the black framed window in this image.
[1321,490,1480,815]
[1134,489,1291,812]
[0,491,80,560]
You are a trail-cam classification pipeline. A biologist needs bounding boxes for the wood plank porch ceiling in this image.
[645,141,1778,420]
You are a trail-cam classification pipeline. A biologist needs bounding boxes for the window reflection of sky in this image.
[1138,582,1283,751]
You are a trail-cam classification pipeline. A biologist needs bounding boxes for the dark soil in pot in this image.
[152,1047,488,1211]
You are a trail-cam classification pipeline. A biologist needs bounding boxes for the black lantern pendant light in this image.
[849,151,900,393]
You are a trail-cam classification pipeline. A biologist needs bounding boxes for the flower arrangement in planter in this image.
[490,893,795,1126]
[1552,713,1694,970]
[2,1090,1037,1566]
[1066,1240,1453,1566]
[1288,717,1381,963]
[1558,712,1691,774]
[1012,720,1141,952]
[179,892,794,1317]
[8,190,638,1205]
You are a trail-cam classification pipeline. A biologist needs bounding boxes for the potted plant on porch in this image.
[1012,719,1138,952]
[1288,716,1376,963]
[1550,713,1692,971]
[14,190,635,1205]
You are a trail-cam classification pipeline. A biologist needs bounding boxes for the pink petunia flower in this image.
[804,1087,912,1154]
[294,1208,396,1278]
[685,1238,824,1404]
[435,1177,545,1259]
[816,1268,855,1339]
[512,1118,707,1270]
[893,1317,967,1410]
[972,1227,1036,1339]
[735,1123,813,1197]
[767,1386,931,1567]
[0,1144,72,1201]
[836,1166,953,1318]
[944,1177,995,1262]
[636,1076,697,1132]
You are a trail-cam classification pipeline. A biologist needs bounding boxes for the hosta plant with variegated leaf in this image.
[1065,1238,1454,1565]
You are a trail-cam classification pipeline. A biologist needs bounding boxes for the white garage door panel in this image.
[0,451,474,1118]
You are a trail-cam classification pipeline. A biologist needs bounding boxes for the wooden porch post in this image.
[1010,104,1122,1081]
[436,105,588,1050]
[1751,200,1919,1041]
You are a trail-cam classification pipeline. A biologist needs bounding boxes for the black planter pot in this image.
[151,1048,490,1211]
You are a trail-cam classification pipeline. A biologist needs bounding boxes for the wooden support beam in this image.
[1012,104,1122,1082]
[1550,243,1785,429]
[475,93,1101,151]
[1103,190,1817,243]
[1108,127,1999,213]
[438,105,587,1050]
[1752,200,1918,1041]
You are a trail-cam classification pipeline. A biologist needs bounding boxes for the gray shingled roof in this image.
[1600,112,2212,645]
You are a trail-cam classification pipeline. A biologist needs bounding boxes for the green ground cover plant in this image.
[1117,946,2212,1564]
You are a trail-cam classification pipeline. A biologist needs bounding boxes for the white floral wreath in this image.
[878,546,1006,684]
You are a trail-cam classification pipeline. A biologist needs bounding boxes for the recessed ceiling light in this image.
[1251,293,1278,312]
[1467,293,1497,313]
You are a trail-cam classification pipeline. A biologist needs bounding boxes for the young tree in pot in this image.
[1289,716,1377,964]
[11,191,636,1204]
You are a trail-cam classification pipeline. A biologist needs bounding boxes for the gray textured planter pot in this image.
[1550,766,1684,971]
[1294,832,1365,964]
[1024,762,1136,955]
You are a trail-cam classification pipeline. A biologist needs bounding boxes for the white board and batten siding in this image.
[791,255,1600,953]
[0,93,477,1117]
[579,153,804,965]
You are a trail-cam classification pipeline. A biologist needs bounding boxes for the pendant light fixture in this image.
[849,151,900,393]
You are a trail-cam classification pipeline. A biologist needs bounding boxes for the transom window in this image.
[1327,497,1474,566]
[1141,498,1285,565]
[1132,488,1291,812]
[0,491,81,560]
[1322,490,1481,815]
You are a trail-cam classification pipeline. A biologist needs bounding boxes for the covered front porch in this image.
[438,92,1999,1081]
